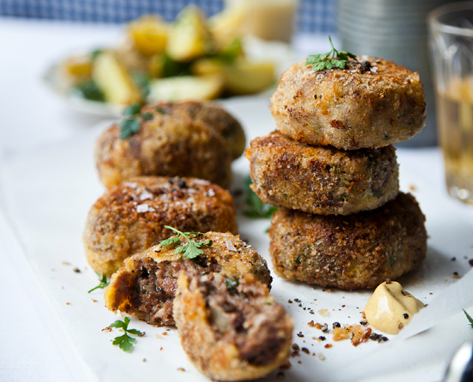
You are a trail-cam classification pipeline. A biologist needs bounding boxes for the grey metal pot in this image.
[336,0,458,147]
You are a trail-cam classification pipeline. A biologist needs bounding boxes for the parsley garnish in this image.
[109,317,143,352]
[119,103,143,139]
[119,118,140,139]
[122,103,141,116]
[306,36,357,71]
[160,226,212,259]
[243,176,278,219]
[464,309,473,328]
[141,112,153,120]
[88,272,109,293]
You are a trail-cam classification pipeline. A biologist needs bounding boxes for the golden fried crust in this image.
[151,101,246,160]
[174,272,293,381]
[104,232,272,326]
[271,58,426,149]
[95,103,233,189]
[269,193,427,290]
[83,177,237,276]
[246,132,399,215]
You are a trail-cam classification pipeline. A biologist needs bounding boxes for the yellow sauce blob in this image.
[364,281,424,335]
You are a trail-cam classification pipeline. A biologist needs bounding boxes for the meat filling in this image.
[202,274,288,366]
[119,257,222,325]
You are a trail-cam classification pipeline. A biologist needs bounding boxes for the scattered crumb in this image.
[317,336,326,342]
[142,358,147,363]
[301,347,310,354]
[73,267,81,273]
[297,332,304,338]
[177,368,185,372]
[332,324,372,346]
[308,320,316,327]
[62,262,71,266]
[66,302,71,306]
[318,309,329,316]
[409,184,416,191]
[162,332,168,336]
[318,353,325,361]
[91,299,98,303]
[324,344,332,349]
[452,272,460,279]
[160,347,163,351]
[469,258,473,267]
[102,327,112,332]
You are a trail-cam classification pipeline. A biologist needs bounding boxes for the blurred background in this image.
[0,0,335,33]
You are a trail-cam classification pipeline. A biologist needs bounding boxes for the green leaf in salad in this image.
[71,79,105,102]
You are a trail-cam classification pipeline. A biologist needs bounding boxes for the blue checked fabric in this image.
[0,0,335,33]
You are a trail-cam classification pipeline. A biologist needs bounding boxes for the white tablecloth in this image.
[0,17,472,382]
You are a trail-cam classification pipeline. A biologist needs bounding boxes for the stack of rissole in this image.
[246,56,428,290]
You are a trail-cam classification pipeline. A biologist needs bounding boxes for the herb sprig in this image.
[109,317,143,352]
[160,226,212,259]
[120,103,142,139]
[464,309,473,328]
[88,272,109,293]
[243,176,278,219]
[306,36,357,72]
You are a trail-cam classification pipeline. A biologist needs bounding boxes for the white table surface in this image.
[0,17,472,382]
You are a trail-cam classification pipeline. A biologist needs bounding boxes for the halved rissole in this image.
[174,271,293,381]
[104,232,272,326]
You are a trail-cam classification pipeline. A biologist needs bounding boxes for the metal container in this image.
[336,0,458,147]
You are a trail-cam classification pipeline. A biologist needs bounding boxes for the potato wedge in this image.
[222,59,275,94]
[92,51,141,105]
[193,58,275,95]
[128,15,168,57]
[166,5,213,62]
[209,8,245,49]
[147,75,223,102]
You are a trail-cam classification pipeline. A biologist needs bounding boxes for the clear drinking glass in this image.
[429,2,473,203]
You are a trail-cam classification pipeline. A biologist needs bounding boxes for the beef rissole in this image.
[174,271,293,381]
[104,232,272,326]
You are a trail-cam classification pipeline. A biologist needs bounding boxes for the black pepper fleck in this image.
[73,267,81,273]
[297,332,304,338]
[403,313,409,319]
[177,179,187,188]
[332,322,341,328]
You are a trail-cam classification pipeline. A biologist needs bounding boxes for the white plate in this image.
[1,97,473,382]
[42,37,302,117]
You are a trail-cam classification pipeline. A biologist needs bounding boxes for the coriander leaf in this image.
[126,329,143,336]
[182,244,204,259]
[243,176,278,219]
[88,272,109,293]
[109,317,142,352]
[122,103,141,116]
[156,107,166,114]
[113,334,135,352]
[306,52,330,65]
[119,117,140,139]
[159,236,181,246]
[464,309,473,328]
[161,226,211,259]
[110,319,127,329]
[306,35,358,72]
[141,112,153,121]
